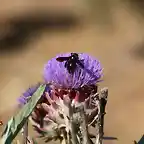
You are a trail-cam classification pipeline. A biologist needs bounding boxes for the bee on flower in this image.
[17,53,104,142]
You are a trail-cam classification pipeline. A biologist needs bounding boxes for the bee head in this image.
[71,53,79,59]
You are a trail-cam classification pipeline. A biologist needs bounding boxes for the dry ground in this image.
[0,0,144,143]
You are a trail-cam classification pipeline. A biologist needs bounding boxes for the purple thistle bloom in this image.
[43,53,103,89]
[18,83,51,106]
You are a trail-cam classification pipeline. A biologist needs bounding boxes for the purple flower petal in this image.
[43,53,103,89]
[18,83,51,106]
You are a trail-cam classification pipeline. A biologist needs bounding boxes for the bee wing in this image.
[56,57,69,62]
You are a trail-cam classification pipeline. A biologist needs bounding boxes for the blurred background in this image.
[0,0,144,143]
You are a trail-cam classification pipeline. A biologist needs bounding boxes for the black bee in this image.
[56,53,84,74]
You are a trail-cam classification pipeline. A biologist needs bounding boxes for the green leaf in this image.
[0,84,46,144]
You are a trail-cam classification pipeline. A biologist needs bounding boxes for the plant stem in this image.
[69,103,78,144]
[95,88,108,144]
[79,105,91,144]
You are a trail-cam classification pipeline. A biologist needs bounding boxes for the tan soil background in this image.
[0,0,144,143]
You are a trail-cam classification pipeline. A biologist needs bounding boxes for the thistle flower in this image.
[14,53,106,144]
[43,53,103,89]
